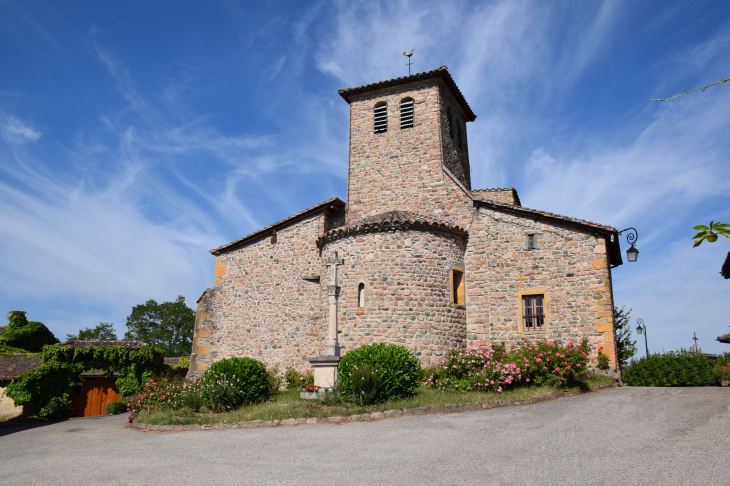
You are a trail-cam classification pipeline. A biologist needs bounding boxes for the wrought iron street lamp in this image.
[636,318,649,357]
[618,227,639,262]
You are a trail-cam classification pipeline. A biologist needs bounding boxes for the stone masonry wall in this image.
[346,79,472,223]
[463,206,616,364]
[189,212,331,376]
[472,188,520,206]
[323,228,467,367]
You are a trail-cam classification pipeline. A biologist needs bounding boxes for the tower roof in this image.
[338,66,476,122]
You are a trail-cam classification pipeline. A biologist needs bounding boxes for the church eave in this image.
[338,66,476,122]
[211,198,346,255]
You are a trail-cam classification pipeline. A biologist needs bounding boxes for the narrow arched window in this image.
[400,98,414,128]
[358,283,365,307]
[447,109,454,138]
[374,102,387,133]
[457,122,463,150]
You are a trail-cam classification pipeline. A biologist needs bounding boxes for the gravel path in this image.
[1,386,727,485]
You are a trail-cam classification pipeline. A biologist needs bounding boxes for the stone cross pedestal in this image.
[308,251,344,390]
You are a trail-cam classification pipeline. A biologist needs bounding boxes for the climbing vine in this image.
[5,343,166,419]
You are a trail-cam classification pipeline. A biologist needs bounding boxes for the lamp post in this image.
[617,227,639,263]
[636,318,649,357]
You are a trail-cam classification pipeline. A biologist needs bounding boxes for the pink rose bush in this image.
[127,377,203,422]
[427,339,591,393]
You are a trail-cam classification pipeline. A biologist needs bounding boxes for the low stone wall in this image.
[131,383,617,432]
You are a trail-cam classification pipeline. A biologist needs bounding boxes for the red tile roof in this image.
[338,66,477,122]
[211,198,346,255]
[317,210,467,247]
[0,354,42,381]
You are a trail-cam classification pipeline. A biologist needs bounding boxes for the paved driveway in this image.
[1,387,727,485]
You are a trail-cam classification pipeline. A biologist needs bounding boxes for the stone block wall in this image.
[463,206,616,363]
[322,228,467,366]
[346,79,472,223]
[472,188,521,206]
[189,212,331,377]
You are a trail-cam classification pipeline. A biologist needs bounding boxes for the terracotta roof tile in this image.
[472,198,616,233]
[338,66,476,122]
[211,198,346,255]
[717,333,730,344]
[0,354,42,380]
[317,210,467,247]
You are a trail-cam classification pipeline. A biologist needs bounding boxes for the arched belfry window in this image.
[374,102,387,133]
[358,283,365,307]
[400,98,414,128]
[447,109,454,138]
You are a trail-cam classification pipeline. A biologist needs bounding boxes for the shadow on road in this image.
[0,416,65,437]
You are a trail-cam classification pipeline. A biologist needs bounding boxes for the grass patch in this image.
[135,376,615,426]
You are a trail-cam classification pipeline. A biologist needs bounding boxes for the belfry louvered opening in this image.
[374,103,387,133]
[400,98,414,128]
[457,122,463,150]
[447,110,454,138]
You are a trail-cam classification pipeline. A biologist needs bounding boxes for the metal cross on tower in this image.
[325,251,345,357]
[692,332,699,352]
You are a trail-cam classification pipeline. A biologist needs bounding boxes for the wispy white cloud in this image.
[2,116,41,144]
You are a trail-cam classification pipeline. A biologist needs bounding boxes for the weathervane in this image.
[402,49,414,75]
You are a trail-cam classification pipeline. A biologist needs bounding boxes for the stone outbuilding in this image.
[190,66,626,376]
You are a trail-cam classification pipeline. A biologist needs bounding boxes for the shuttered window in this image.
[400,98,414,128]
[374,103,387,133]
[457,122,463,150]
[447,110,454,138]
[522,295,545,331]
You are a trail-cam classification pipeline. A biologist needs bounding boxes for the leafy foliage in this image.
[428,339,592,392]
[284,368,313,390]
[66,322,118,341]
[5,343,166,418]
[622,350,714,386]
[713,361,730,382]
[692,221,730,247]
[338,343,421,402]
[128,376,204,421]
[267,367,282,394]
[349,363,381,405]
[596,347,611,370]
[0,311,58,353]
[123,296,195,356]
[201,357,269,412]
[106,401,128,415]
[613,307,637,371]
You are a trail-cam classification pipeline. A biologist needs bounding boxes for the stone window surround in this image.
[357,281,366,310]
[449,267,465,308]
[516,287,550,335]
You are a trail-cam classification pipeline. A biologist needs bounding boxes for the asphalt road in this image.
[1,386,728,485]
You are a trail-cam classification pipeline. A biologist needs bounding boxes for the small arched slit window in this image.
[270,231,277,244]
[400,98,414,128]
[358,283,365,307]
[447,109,454,138]
[457,122,464,150]
[451,268,465,306]
[374,102,387,133]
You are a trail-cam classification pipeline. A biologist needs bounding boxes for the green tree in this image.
[123,296,194,356]
[65,322,118,341]
[0,311,58,353]
[692,221,730,247]
[613,306,637,372]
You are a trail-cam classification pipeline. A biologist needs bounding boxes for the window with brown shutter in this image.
[522,294,545,331]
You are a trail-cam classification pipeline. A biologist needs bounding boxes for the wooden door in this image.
[72,378,121,417]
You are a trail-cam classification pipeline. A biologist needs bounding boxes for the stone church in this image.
[189,67,624,377]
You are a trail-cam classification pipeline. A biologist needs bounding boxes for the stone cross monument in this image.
[308,250,344,390]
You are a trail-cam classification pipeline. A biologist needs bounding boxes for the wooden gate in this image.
[72,378,121,417]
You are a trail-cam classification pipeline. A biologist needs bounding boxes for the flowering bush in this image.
[284,368,314,390]
[304,385,321,393]
[428,339,591,393]
[596,347,611,370]
[127,376,203,422]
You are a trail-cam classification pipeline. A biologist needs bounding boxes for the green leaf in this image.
[692,225,710,231]
[693,238,704,248]
[691,232,707,240]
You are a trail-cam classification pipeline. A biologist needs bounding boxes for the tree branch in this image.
[650,77,728,101]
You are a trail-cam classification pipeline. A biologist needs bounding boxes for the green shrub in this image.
[106,401,128,415]
[284,368,301,389]
[338,343,420,403]
[713,360,730,383]
[623,350,714,386]
[349,363,381,405]
[0,311,58,353]
[202,357,269,412]
[267,367,282,394]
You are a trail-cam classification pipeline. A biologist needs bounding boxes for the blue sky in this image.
[1,0,729,354]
